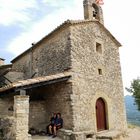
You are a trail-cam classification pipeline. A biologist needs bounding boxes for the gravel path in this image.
[123,126,140,140]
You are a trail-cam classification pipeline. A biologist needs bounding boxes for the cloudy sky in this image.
[0,0,140,95]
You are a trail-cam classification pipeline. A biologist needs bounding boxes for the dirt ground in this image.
[123,125,140,140]
[32,125,140,140]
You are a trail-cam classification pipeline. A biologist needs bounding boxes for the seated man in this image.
[52,113,63,138]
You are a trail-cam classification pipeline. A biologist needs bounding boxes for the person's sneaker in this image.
[52,135,57,138]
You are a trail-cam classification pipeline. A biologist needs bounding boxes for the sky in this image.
[0,0,140,95]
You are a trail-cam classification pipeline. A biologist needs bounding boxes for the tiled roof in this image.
[0,64,12,76]
[11,19,121,63]
[0,64,12,70]
[0,72,71,93]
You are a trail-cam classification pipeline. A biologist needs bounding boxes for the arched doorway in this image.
[96,98,107,131]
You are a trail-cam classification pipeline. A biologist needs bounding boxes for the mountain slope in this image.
[125,95,140,126]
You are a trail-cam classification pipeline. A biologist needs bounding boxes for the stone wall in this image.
[29,101,47,131]
[70,22,127,132]
[12,53,31,78]
[12,27,71,79]
[28,82,73,131]
[0,98,14,118]
[0,95,30,140]
[0,117,16,140]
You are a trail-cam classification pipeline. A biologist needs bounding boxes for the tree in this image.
[126,77,140,111]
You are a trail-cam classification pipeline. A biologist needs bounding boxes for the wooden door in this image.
[96,98,107,131]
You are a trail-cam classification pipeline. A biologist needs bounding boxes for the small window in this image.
[98,69,102,75]
[96,42,102,54]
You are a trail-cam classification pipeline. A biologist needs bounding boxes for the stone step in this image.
[96,137,112,140]
[96,130,123,140]
[32,135,62,140]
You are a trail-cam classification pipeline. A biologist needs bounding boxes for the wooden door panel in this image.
[96,98,107,131]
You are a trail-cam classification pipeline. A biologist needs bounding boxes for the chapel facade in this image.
[0,0,127,140]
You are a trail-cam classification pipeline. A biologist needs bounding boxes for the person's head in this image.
[52,113,57,118]
[57,113,61,118]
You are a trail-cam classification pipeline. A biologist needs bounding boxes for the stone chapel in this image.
[0,0,127,140]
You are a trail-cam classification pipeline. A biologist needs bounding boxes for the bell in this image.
[93,11,97,17]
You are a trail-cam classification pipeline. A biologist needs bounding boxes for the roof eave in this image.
[0,72,71,94]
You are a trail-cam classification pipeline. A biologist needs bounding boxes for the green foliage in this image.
[126,78,140,111]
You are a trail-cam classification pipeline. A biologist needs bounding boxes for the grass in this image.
[128,123,140,129]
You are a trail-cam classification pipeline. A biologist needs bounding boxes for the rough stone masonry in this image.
[0,0,127,140]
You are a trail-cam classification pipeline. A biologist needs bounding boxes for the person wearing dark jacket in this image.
[52,113,63,138]
[46,113,57,135]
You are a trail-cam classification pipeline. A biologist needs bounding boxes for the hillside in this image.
[125,95,140,126]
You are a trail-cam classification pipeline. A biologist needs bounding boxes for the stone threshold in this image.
[96,130,124,140]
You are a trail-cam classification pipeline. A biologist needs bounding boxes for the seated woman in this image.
[46,113,57,135]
